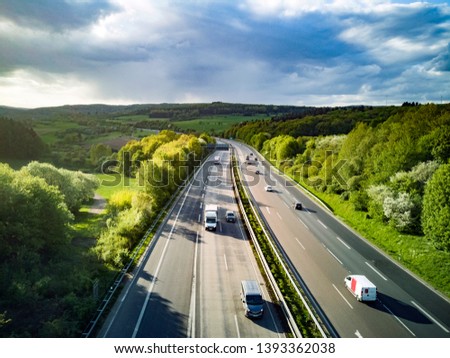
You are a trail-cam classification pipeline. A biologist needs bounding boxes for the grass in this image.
[111,114,164,122]
[71,206,106,247]
[173,114,269,133]
[33,120,82,144]
[83,131,126,145]
[95,173,143,199]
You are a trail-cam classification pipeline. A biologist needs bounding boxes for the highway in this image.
[98,150,285,338]
[230,140,450,338]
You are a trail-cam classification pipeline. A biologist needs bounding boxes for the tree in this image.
[383,192,421,233]
[422,164,450,251]
[89,143,112,167]
[0,163,73,261]
[250,132,270,151]
[23,162,99,213]
[0,117,46,159]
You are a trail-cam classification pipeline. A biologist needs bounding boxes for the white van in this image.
[344,275,377,302]
[240,280,264,318]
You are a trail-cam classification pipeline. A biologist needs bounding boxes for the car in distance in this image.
[264,185,273,192]
[225,210,236,222]
[255,170,260,174]
[293,201,303,210]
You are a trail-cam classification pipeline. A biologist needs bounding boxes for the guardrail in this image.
[229,146,328,338]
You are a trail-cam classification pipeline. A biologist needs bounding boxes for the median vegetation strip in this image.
[231,155,325,338]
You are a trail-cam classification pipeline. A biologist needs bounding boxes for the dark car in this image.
[294,201,303,210]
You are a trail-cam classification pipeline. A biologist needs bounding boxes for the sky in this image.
[0,0,449,108]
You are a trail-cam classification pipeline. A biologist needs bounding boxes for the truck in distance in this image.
[344,275,377,302]
[204,204,218,231]
[214,155,220,165]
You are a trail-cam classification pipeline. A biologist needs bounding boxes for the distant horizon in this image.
[2,99,446,112]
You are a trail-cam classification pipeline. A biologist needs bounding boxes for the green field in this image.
[33,120,82,144]
[110,115,169,123]
[95,173,144,199]
[173,114,269,133]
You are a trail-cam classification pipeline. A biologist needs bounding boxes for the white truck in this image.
[204,204,218,231]
[344,275,377,302]
[214,155,220,165]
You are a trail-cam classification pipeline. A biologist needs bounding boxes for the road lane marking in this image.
[199,202,203,209]
[276,212,282,220]
[365,262,388,281]
[381,301,416,336]
[333,284,353,309]
[295,237,306,250]
[187,230,200,338]
[266,206,271,214]
[317,219,328,229]
[355,330,363,338]
[234,315,241,338]
[224,254,228,271]
[198,214,201,223]
[327,248,343,265]
[411,301,449,333]
[336,236,351,249]
[304,208,312,214]
[297,217,309,230]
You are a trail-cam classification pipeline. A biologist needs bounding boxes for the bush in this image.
[383,192,421,233]
[422,164,450,251]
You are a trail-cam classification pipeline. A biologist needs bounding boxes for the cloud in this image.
[0,0,449,108]
[0,0,119,32]
[0,69,98,108]
[240,0,388,18]
[339,3,450,65]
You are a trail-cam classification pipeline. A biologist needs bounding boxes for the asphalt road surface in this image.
[98,150,285,338]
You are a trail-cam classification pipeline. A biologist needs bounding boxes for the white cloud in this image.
[241,0,388,17]
[0,69,98,108]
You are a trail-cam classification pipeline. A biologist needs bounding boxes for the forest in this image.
[224,103,450,295]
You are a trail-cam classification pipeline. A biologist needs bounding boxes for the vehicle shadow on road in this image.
[242,300,290,335]
[137,291,188,338]
[368,292,433,324]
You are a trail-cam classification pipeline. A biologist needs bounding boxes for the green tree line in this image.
[94,130,214,268]
[0,117,46,159]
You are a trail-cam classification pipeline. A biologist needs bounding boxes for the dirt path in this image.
[89,193,107,214]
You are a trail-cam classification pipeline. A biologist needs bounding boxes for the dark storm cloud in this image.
[0,0,119,31]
